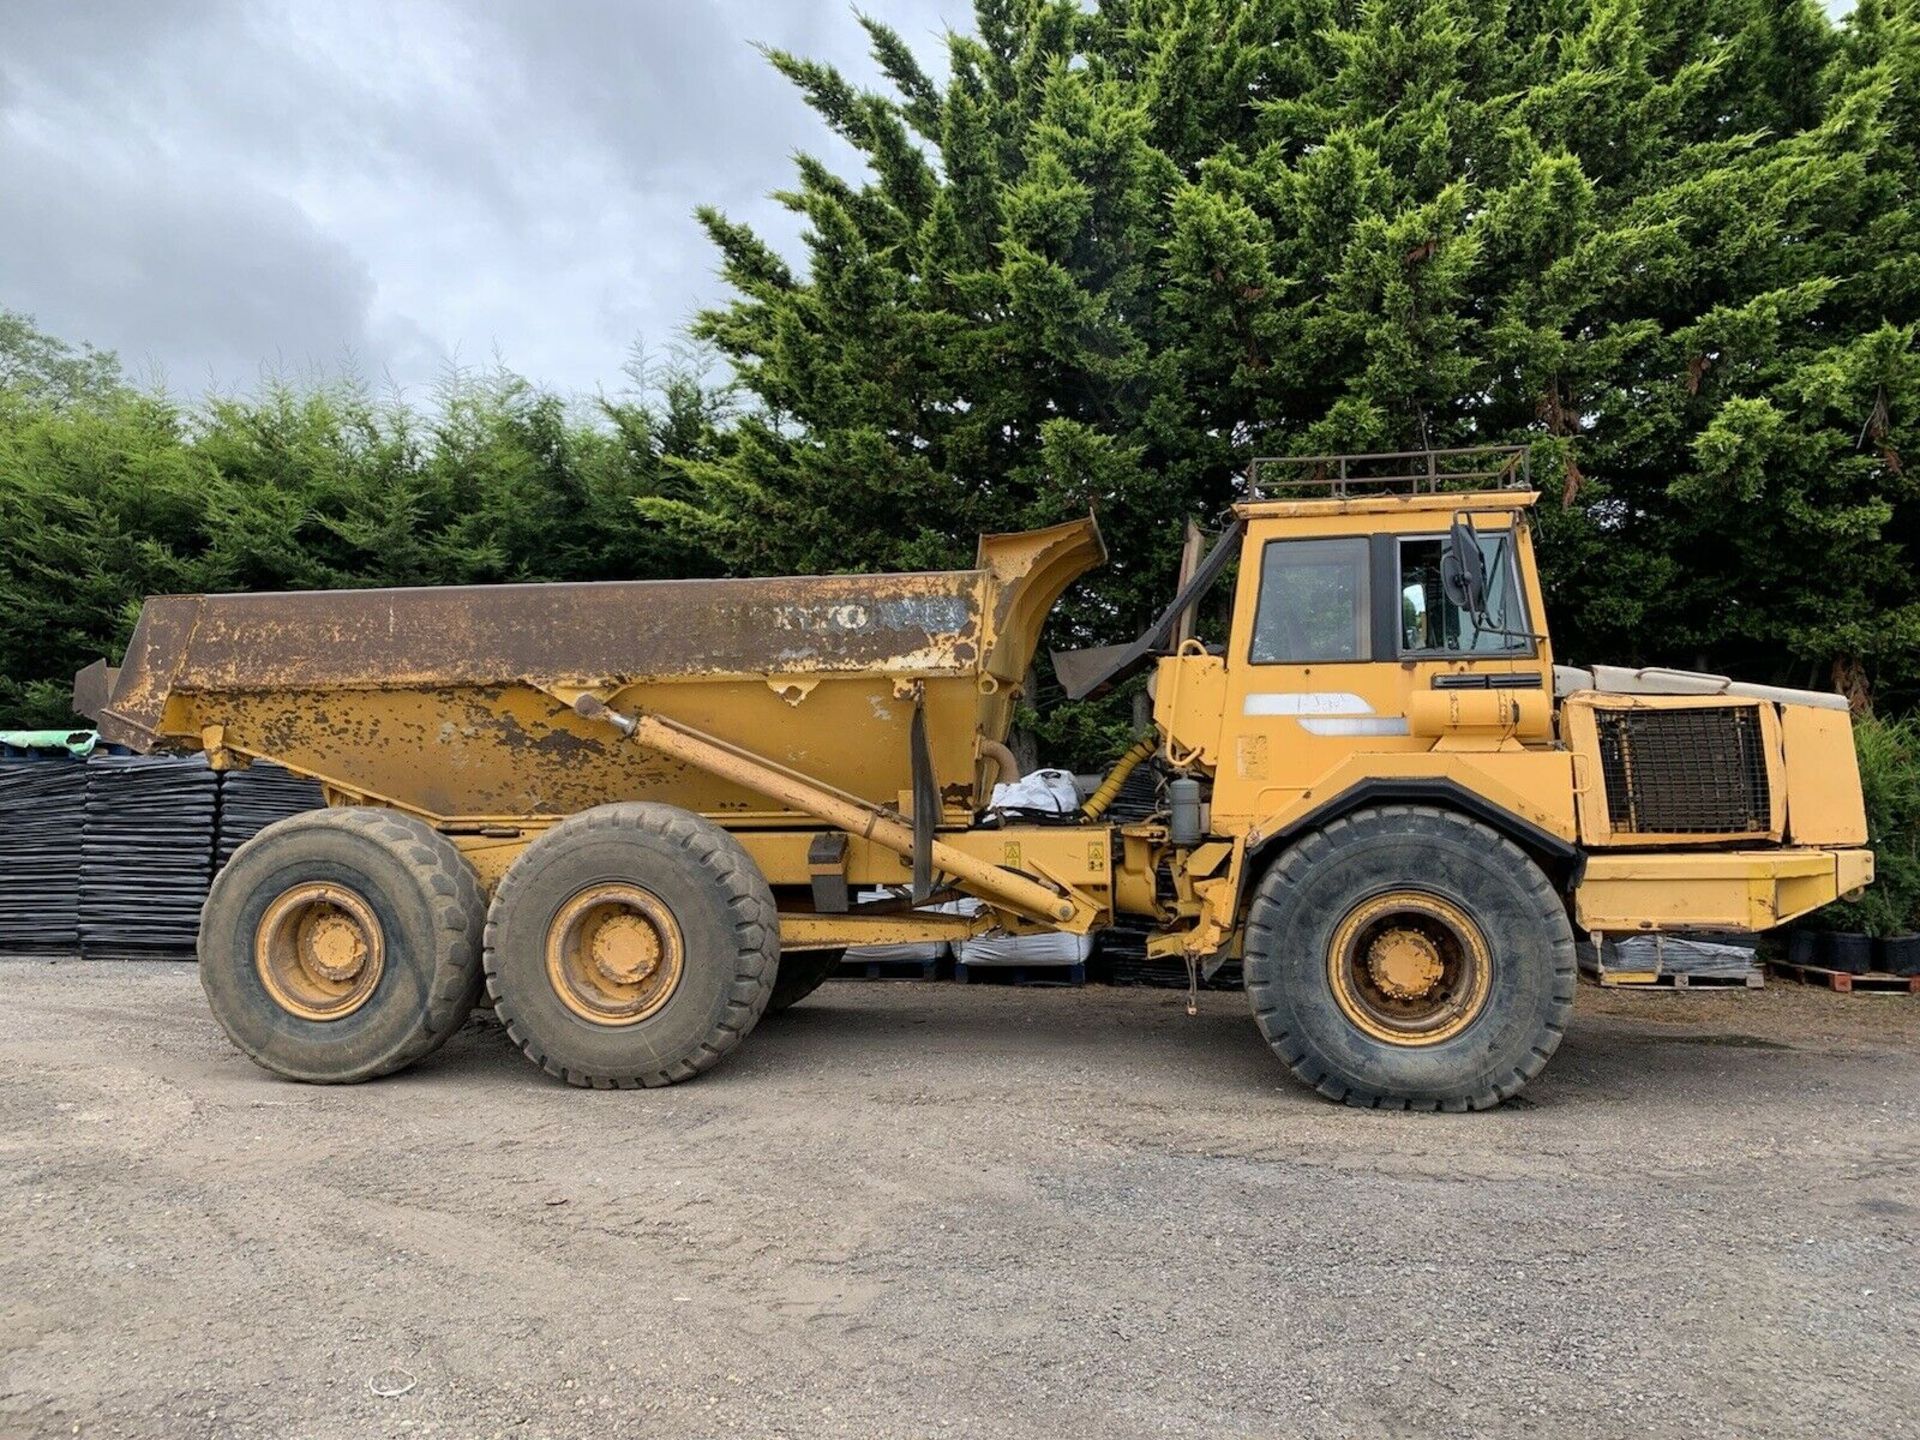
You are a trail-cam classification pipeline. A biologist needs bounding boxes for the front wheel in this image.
[1243,805,1575,1111]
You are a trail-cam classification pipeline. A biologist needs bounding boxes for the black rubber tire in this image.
[484,802,779,1087]
[198,807,486,1083]
[1243,805,1575,1111]
[767,949,844,1013]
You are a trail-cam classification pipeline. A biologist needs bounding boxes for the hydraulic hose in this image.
[1080,735,1157,821]
[977,738,1021,789]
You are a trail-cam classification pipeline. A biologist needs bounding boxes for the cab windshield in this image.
[1398,532,1527,654]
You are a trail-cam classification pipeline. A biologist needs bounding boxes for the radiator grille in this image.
[1595,706,1772,835]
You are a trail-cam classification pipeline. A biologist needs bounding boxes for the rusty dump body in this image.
[90,519,1104,829]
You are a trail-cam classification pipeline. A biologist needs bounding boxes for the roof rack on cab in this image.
[1246,444,1532,499]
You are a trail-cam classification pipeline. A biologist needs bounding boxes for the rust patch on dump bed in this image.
[157,572,986,694]
[84,517,1106,824]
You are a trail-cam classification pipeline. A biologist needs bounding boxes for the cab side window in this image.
[1250,538,1370,664]
[1398,535,1527,654]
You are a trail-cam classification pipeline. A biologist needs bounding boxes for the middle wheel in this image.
[484,802,780,1087]
[767,949,845,1013]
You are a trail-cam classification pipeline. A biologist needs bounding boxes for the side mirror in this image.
[1401,581,1429,649]
[1440,518,1487,617]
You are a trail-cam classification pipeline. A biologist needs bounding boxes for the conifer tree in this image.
[670,0,1920,749]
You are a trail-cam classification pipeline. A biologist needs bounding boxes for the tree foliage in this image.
[668,0,1920,750]
[1824,711,1920,935]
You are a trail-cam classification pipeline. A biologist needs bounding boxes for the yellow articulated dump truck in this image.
[77,446,1872,1109]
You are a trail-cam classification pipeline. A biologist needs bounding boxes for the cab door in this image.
[1390,517,1554,734]
[1210,512,1552,829]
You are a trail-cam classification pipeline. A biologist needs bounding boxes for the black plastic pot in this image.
[1786,930,1820,969]
[1877,934,1920,978]
[1820,931,1874,975]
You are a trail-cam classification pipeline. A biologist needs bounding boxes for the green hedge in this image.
[1821,713,1920,938]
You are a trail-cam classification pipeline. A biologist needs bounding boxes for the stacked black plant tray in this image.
[2,750,327,960]
[0,757,90,955]
[216,761,326,868]
[1579,932,1764,988]
[78,755,219,957]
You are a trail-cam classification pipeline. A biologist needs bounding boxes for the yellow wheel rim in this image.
[255,883,385,1022]
[1326,890,1492,1047]
[545,884,685,1026]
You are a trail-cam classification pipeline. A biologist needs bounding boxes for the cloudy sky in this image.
[1,0,966,399]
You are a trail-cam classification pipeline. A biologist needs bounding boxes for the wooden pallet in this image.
[1596,968,1764,990]
[1103,956,1244,991]
[1578,956,1764,989]
[1767,960,1920,994]
[82,948,200,961]
[954,960,1085,987]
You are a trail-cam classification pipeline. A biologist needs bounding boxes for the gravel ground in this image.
[2,959,1917,1440]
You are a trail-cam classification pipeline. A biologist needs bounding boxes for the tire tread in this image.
[1243,804,1576,1111]
[483,802,778,1088]
[202,806,486,1083]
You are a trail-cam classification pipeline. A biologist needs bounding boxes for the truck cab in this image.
[1086,447,1873,1106]
[1156,483,1566,841]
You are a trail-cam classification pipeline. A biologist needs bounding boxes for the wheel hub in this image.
[301,910,370,982]
[1367,927,1443,1000]
[255,883,385,1022]
[546,884,685,1026]
[590,912,662,985]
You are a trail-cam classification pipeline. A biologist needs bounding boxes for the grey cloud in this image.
[0,117,406,392]
[0,0,969,400]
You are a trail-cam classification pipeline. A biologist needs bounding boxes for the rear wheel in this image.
[1243,805,1575,1111]
[198,807,486,1083]
[484,802,778,1087]
[768,949,844,1013]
